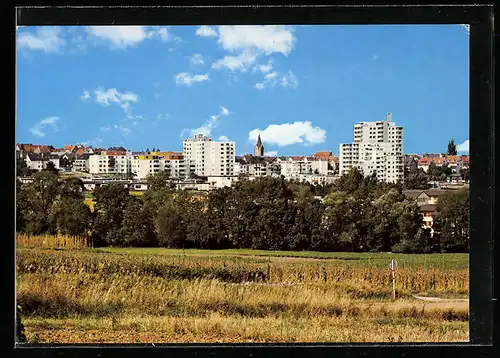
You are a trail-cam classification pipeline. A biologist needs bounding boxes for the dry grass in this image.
[17,234,92,250]
[16,249,469,294]
[16,248,469,343]
[24,314,468,343]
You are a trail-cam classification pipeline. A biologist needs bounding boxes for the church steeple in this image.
[255,134,264,157]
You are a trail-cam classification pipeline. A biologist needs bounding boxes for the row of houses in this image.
[235,152,338,181]
[404,154,470,173]
[16,140,341,186]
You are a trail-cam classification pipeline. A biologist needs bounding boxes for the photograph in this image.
[15,23,471,344]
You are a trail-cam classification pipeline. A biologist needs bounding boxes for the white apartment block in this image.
[25,153,60,171]
[130,155,195,180]
[165,157,195,179]
[339,113,404,183]
[182,134,235,177]
[88,152,132,175]
[131,155,162,179]
[276,157,314,179]
[311,159,329,175]
[73,154,90,172]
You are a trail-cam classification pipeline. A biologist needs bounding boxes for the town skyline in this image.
[17,25,469,156]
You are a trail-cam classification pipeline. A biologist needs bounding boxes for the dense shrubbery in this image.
[16,168,470,253]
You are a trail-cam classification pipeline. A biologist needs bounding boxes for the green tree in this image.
[93,183,131,246]
[16,179,26,233]
[156,201,185,248]
[223,182,259,249]
[436,188,469,252]
[288,197,323,251]
[60,157,71,168]
[448,139,457,156]
[16,156,28,177]
[51,197,91,237]
[59,177,84,200]
[392,228,434,253]
[147,171,170,192]
[44,161,58,174]
[18,171,60,234]
[142,171,173,218]
[127,171,137,180]
[121,197,157,247]
[202,188,231,249]
[404,167,429,190]
[334,167,364,195]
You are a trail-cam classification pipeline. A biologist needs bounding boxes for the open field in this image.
[97,247,470,269]
[16,247,469,343]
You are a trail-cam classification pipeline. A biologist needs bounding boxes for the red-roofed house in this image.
[63,145,78,153]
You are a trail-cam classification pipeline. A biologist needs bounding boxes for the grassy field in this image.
[16,246,469,344]
[98,247,469,269]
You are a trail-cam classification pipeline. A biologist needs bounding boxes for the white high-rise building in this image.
[339,113,404,183]
[182,134,235,176]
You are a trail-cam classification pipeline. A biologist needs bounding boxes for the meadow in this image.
[16,237,469,344]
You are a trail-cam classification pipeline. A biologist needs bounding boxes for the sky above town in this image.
[16,25,470,156]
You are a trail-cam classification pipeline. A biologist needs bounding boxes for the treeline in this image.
[16,169,470,253]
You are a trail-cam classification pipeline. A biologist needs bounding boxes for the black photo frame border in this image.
[4,4,496,358]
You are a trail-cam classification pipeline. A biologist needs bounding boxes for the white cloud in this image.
[101,124,130,136]
[81,137,104,147]
[372,55,380,61]
[17,27,66,53]
[175,72,209,86]
[248,121,326,147]
[266,151,278,157]
[69,35,87,54]
[80,90,90,101]
[187,106,231,137]
[218,25,295,56]
[209,26,295,73]
[254,70,279,90]
[93,87,139,115]
[17,26,179,55]
[265,71,278,80]
[220,106,230,116]
[457,139,469,153]
[212,50,259,72]
[29,116,60,137]
[218,135,229,141]
[156,27,169,41]
[190,53,205,65]
[281,70,299,89]
[85,26,175,49]
[196,26,217,37]
[253,60,273,73]
[86,26,148,48]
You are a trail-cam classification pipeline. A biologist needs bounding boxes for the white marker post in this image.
[390,259,397,299]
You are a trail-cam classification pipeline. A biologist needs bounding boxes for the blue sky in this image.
[16,25,470,156]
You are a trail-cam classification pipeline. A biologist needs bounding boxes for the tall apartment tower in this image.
[254,134,265,157]
[339,113,404,183]
[182,133,235,176]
